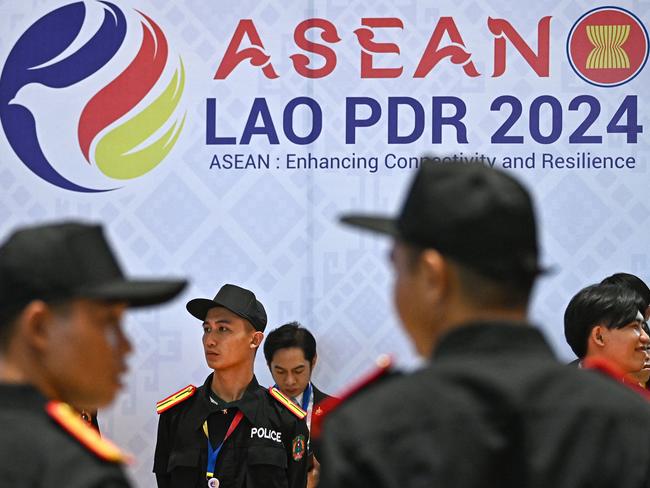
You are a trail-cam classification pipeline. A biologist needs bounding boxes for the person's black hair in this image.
[564,282,646,359]
[601,272,650,309]
[263,322,317,364]
[0,310,20,353]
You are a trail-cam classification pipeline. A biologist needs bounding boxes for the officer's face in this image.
[390,241,443,356]
[600,315,650,374]
[202,306,262,371]
[391,241,424,347]
[270,347,314,399]
[41,299,131,409]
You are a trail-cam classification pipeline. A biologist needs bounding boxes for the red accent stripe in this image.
[583,357,650,400]
[311,356,392,439]
[78,11,168,161]
[46,402,125,462]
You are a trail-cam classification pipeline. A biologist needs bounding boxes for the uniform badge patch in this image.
[292,434,306,461]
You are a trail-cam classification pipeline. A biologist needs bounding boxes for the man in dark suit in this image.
[263,322,333,429]
[264,321,335,486]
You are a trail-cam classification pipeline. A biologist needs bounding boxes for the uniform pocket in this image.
[247,445,288,469]
[246,445,289,488]
[168,447,200,471]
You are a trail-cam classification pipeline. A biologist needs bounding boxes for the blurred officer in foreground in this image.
[153,284,309,488]
[565,282,650,384]
[0,222,186,488]
[318,161,650,488]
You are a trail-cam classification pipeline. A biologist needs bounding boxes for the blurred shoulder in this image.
[314,356,408,434]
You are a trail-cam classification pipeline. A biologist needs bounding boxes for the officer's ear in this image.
[250,331,264,349]
[19,300,55,352]
[420,249,449,300]
[591,325,606,347]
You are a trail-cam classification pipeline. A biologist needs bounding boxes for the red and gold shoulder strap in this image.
[311,354,394,439]
[46,401,128,463]
[156,384,196,414]
[268,387,307,419]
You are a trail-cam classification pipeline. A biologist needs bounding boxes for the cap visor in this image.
[186,297,256,326]
[186,298,219,321]
[339,215,399,237]
[82,279,187,307]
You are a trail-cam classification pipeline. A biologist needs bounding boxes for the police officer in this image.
[0,222,186,487]
[153,284,309,488]
[318,161,650,488]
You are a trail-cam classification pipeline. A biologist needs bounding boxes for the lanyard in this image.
[301,383,312,412]
[203,410,244,479]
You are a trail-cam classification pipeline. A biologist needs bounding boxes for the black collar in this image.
[432,321,555,361]
[187,374,263,430]
[0,383,47,410]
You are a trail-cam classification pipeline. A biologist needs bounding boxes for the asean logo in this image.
[0,1,186,192]
[567,6,649,88]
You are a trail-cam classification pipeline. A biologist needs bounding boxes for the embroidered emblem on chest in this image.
[291,434,306,461]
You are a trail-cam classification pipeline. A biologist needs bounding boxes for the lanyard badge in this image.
[204,410,244,486]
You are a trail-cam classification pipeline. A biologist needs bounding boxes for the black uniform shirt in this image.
[320,321,650,488]
[154,375,309,488]
[0,383,130,488]
[206,391,238,448]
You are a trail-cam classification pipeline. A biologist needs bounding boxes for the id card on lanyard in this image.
[203,410,244,488]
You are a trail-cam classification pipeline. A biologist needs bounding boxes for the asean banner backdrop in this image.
[0,0,648,484]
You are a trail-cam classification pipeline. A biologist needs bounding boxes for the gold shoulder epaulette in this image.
[156,385,196,414]
[46,401,128,463]
[268,387,307,419]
